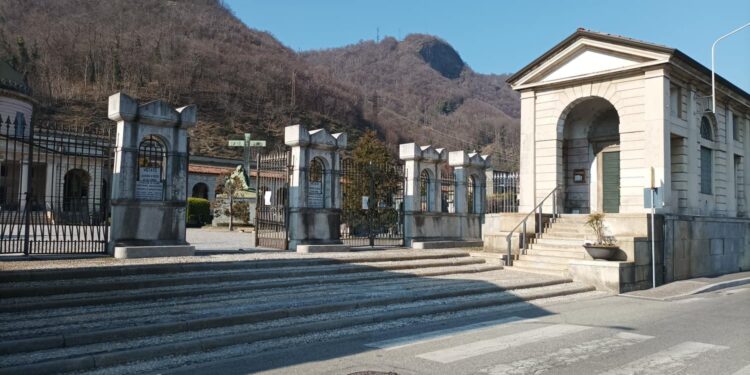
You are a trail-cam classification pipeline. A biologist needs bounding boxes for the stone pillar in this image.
[519,91,536,212]
[399,143,447,246]
[643,69,670,213]
[108,92,197,258]
[726,107,737,217]
[284,125,347,252]
[449,151,491,237]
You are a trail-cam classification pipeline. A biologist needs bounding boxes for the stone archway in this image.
[558,97,620,213]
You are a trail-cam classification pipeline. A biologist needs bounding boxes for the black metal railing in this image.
[486,171,519,213]
[505,186,560,266]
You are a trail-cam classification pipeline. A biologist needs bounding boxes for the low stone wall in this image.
[211,196,256,227]
[482,213,551,255]
[664,214,750,282]
[404,212,482,246]
[288,208,342,250]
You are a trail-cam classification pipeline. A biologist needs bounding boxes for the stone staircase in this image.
[0,250,597,374]
[512,215,594,277]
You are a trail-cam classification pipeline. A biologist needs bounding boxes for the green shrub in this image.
[187,197,211,226]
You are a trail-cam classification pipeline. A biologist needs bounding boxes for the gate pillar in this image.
[399,143,447,247]
[107,92,197,258]
[284,125,348,252]
[449,151,491,238]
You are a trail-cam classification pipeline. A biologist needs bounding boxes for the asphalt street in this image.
[164,284,750,375]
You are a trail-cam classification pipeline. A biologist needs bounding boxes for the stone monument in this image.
[108,92,197,258]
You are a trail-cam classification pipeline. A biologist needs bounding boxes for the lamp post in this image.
[711,22,750,113]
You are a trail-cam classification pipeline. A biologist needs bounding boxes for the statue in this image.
[225,165,251,192]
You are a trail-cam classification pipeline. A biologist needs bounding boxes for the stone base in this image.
[568,259,645,293]
[296,244,351,253]
[114,245,196,259]
[411,240,484,249]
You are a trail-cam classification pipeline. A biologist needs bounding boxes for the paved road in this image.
[166,284,750,375]
[186,228,256,251]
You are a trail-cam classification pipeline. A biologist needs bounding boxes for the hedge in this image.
[187,197,211,227]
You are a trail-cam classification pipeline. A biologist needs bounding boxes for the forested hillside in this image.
[0,0,519,166]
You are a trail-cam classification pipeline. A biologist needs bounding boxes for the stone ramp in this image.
[0,249,596,375]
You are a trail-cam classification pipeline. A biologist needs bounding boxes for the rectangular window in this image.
[700,146,712,194]
[669,84,682,119]
[733,113,741,142]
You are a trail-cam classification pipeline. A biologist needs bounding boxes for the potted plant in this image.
[582,212,618,260]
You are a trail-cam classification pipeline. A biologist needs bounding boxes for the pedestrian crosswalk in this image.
[366,318,739,375]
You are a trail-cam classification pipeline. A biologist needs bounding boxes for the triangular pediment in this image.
[510,34,673,88]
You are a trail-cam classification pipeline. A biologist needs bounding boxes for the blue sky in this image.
[225,0,750,91]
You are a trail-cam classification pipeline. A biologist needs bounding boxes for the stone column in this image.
[284,125,347,252]
[108,92,197,258]
[449,151,490,238]
[643,69,670,213]
[519,91,536,212]
[399,143,447,246]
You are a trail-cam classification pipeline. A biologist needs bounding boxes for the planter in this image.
[583,244,619,260]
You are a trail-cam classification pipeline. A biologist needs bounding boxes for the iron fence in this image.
[486,170,519,213]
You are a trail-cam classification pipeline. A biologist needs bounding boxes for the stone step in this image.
[541,232,592,240]
[509,265,571,278]
[533,239,585,249]
[518,254,575,265]
[512,259,569,271]
[412,240,484,249]
[0,251,471,283]
[525,249,588,259]
[0,262,504,313]
[0,256,486,299]
[0,269,593,375]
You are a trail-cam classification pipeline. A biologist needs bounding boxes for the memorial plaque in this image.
[136,167,164,200]
[308,181,324,208]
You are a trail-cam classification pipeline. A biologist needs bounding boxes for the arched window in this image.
[700,115,714,194]
[308,157,326,208]
[700,116,714,141]
[138,135,167,179]
[192,183,209,199]
[420,169,432,212]
[440,165,455,213]
[64,169,90,212]
[467,175,477,214]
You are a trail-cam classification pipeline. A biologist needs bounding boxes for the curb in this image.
[619,276,750,301]
[0,283,591,375]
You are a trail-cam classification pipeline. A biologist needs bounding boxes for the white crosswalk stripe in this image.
[480,332,654,375]
[598,341,729,375]
[366,316,536,350]
[416,323,591,364]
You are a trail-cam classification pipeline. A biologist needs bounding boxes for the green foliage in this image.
[584,212,614,245]
[187,197,211,227]
[229,201,250,224]
[343,131,401,220]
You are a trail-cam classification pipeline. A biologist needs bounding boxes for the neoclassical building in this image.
[499,29,749,289]
[508,29,749,217]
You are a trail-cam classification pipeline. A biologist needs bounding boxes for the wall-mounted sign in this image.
[573,169,586,183]
[135,167,164,200]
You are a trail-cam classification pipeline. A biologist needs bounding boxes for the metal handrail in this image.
[505,186,560,266]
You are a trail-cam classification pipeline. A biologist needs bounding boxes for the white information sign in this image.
[361,196,369,210]
[264,191,273,206]
[136,167,164,200]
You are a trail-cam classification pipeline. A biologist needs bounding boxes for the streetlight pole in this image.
[711,22,750,113]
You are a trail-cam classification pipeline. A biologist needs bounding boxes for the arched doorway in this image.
[192,182,209,199]
[63,169,90,212]
[560,97,620,213]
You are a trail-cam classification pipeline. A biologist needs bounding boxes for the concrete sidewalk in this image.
[621,271,750,301]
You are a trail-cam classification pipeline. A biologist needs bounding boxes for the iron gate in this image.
[0,117,114,255]
[254,150,291,249]
[340,158,404,247]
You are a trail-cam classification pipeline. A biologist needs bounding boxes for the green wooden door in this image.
[602,151,620,213]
